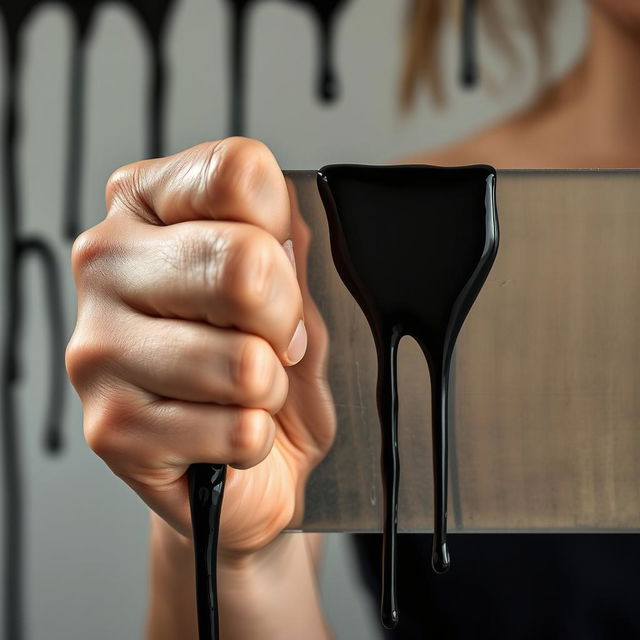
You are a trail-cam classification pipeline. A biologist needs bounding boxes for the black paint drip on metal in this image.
[0,2,175,638]
[317,164,499,629]
[225,0,349,136]
[460,0,477,87]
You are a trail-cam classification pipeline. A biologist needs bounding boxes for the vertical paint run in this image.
[317,164,499,629]
[1,4,66,639]
[64,3,96,241]
[0,2,176,638]
[225,0,349,136]
[460,0,478,88]
[124,0,177,158]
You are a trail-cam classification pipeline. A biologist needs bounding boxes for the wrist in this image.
[150,510,292,583]
[150,511,194,565]
[217,534,330,640]
[149,514,329,640]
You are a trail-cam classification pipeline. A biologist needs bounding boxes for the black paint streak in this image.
[125,0,177,158]
[225,0,349,136]
[318,164,499,629]
[460,0,478,88]
[0,1,176,638]
[227,0,249,138]
[64,4,95,241]
[0,5,66,638]
[447,357,464,530]
[188,463,227,640]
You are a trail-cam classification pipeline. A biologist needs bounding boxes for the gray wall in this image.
[0,0,584,637]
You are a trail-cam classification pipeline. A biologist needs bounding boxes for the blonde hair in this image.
[400,0,556,109]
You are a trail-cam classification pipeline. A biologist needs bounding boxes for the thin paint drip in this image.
[460,0,478,87]
[64,5,95,241]
[317,164,499,629]
[126,0,177,158]
[225,0,349,135]
[188,463,227,640]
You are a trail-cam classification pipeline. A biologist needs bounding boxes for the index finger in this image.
[105,137,291,244]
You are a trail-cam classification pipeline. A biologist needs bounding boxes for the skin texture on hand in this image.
[66,137,336,561]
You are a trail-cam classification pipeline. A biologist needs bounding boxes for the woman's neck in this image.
[559,7,640,151]
[411,7,640,169]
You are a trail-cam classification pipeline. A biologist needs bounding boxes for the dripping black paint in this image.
[0,2,175,639]
[1,4,65,640]
[460,0,478,88]
[189,463,227,640]
[63,0,177,239]
[225,0,349,136]
[317,164,499,628]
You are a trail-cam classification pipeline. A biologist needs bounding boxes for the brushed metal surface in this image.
[283,169,640,533]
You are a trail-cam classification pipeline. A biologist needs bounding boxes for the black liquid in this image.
[317,164,499,628]
[1,5,67,639]
[64,5,95,241]
[2,0,175,240]
[460,0,478,88]
[188,463,227,640]
[225,0,349,136]
[0,3,176,638]
[124,0,177,158]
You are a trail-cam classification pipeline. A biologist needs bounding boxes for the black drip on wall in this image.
[460,0,478,88]
[225,0,349,136]
[0,2,176,638]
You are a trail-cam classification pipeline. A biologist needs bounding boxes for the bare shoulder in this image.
[401,111,542,169]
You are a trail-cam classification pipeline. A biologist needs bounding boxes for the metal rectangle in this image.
[284,170,640,533]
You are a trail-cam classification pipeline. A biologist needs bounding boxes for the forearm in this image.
[146,513,331,640]
[146,512,198,640]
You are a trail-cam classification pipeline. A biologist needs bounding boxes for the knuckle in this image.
[70,219,125,283]
[223,229,275,313]
[83,392,135,461]
[70,229,102,278]
[233,337,274,403]
[65,334,112,391]
[84,411,118,460]
[231,409,274,468]
[105,163,141,210]
[272,365,289,414]
[210,137,276,200]
[83,397,123,460]
[170,226,227,292]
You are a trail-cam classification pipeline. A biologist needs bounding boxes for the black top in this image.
[352,534,640,639]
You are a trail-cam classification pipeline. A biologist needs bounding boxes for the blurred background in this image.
[0,0,585,637]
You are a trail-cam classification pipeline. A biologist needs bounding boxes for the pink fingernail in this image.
[283,239,297,274]
[286,320,307,365]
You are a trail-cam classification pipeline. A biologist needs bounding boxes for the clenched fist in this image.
[66,138,336,559]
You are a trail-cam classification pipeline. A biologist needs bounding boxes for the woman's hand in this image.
[66,137,336,560]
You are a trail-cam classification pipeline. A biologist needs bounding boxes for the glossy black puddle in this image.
[317,164,499,628]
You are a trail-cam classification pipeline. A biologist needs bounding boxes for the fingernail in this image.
[283,239,297,274]
[286,320,307,365]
